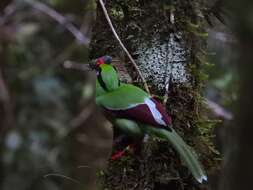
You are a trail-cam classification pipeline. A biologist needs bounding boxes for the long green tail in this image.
[147,127,207,183]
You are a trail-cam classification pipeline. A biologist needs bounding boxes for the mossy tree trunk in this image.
[90,0,219,189]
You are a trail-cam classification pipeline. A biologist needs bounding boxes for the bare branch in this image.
[0,66,14,134]
[69,104,95,128]
[205,98,233,120]
[63,60,91,72]
[44,173,81,185]
[23,0,90,46]
[98,0,150,94]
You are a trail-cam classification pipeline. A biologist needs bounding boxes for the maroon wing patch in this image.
[104,98,172,131]
[151,98,172,126]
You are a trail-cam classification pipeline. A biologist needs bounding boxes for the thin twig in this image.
[0,68,14,133]
[163,9,175,105]
[98,0,150,94]
[44,173,81,185]
[23,0,90,46]
[77,165,91,169]
[63,60,91,72]
[69,104,95,128]
[205,98,233,120]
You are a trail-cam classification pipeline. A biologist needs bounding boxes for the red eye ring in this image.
[96,58,104,66]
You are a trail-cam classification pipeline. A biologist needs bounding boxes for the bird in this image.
[69,55,207,183]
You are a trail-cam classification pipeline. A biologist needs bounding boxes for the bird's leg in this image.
[111,144,135,160]
[111,136,144,160]
[111,134,135,160]
[143,134,150,143]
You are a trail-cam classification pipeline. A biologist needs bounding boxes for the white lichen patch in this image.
[135,33,190,91]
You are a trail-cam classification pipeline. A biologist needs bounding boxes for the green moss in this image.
[110,7,124,20]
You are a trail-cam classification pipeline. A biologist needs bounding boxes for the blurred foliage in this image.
[0,0,95,190]
[206,24,238,109]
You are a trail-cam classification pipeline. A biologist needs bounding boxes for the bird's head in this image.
[89,55,112,70]
[96,55,112,66]
[63,55,119,94]
[63,55,114,73]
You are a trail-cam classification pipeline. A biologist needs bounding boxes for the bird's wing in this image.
[96,84,172,129]
[100,64,119,91]
[96,80,106,97]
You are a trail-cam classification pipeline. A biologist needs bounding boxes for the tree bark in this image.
[91,0,217,189]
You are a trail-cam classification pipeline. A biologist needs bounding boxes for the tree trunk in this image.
[66,73,113,190]
[91,0,218,189]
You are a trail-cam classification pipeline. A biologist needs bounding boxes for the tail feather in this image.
[147,127,207,183]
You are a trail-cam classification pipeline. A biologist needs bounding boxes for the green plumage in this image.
[100,64,119,91]
[96,80,106,97]
[95,61,207,183]
[113,118,143,137]
[96,84,150,109]
[147,127,207,183]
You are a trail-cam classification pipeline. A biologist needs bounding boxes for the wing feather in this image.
[96,84,172,130]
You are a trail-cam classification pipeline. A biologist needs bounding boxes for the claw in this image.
[111,149,126,160]
[111,145,134,160]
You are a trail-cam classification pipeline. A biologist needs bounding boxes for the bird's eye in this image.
[91,55,112,70]
[103,55,112,64]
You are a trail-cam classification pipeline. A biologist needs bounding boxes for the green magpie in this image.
[74,55,207,183]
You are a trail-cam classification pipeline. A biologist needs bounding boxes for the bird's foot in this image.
[111,144,134,161]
